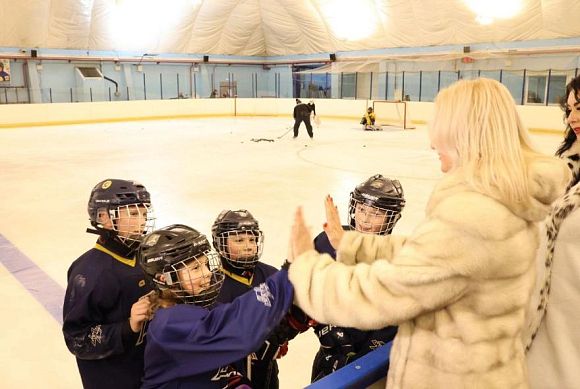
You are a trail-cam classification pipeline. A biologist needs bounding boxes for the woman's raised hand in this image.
[323,195,344,249]
[288,206,314,262]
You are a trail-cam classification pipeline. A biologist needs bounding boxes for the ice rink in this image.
[0,116,563,388]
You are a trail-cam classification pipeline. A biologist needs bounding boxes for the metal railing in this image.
[1,67,576,106]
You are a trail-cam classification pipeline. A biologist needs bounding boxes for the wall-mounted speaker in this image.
[329,53,336,62]
[463,46,471,54]
[203,55,209,63]
[31,49,38,58]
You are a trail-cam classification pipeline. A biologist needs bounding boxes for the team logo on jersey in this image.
[73,274,87,288]
[101,180,112,190]
[211,366,241,381]
[88,325,103,346]
[254,283,274,307]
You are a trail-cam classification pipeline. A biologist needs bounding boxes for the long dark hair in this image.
[556,75,580,157]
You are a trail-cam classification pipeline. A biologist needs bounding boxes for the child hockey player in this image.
[213,209,309,389]
[62,179,155,389]
[310,174,405,382]
[138,224,295,388]
[361,107,380,131]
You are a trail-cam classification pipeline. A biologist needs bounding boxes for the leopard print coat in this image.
[524,182,580,350]
[524,140,580,350]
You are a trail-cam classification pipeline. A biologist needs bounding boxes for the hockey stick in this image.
[276,126,293,139]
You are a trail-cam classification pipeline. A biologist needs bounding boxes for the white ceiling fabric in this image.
[2,0,580,56]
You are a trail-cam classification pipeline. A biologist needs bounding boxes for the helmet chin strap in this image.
[86,227,139,256]
[86,227,100,235]
[86,226,117,239]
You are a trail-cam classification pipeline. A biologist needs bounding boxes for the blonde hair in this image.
[147,289,180,319]
[429,78,538,203]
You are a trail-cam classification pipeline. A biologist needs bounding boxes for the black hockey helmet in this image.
[348,174,405,235]
[138,224,224,307]
[87,179,154,247]
[367,107,373,113]
[211,209,264,270]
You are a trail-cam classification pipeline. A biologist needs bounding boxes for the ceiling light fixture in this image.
[464,0,523,25]
[321,0,377,41]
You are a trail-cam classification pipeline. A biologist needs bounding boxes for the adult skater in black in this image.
[293,99,314,139]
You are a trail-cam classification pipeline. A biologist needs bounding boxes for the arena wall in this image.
[0,98,566,133]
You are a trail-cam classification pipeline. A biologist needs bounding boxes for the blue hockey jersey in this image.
[142,270,294,389]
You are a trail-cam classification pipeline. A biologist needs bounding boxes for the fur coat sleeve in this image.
[335,233,407,265]
[288,190,519,331]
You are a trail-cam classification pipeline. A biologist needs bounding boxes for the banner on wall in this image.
[0,59,10,83]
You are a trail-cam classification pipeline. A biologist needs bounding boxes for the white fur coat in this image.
[289,156,569,389]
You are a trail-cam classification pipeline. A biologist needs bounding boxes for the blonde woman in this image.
[286,78,570,389]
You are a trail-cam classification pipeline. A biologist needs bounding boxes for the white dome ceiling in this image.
[2,0,580,56]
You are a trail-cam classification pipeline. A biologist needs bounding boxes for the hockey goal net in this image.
[372,100,415,130]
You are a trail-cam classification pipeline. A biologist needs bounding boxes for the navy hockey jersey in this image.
[142,270,293,389]
[62,238,152,389]
[217,262,278,304]
[217,261,280,389]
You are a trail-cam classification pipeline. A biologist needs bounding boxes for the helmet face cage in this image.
[347,175,405,235]
[215,229,264,270]
[88,179,155,246]
[161,249,225,307]
[347,197,401,235]
[107,203,155,244]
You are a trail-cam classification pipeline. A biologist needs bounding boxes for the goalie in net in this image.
[372,100,415,130]
[360,107,381,131]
